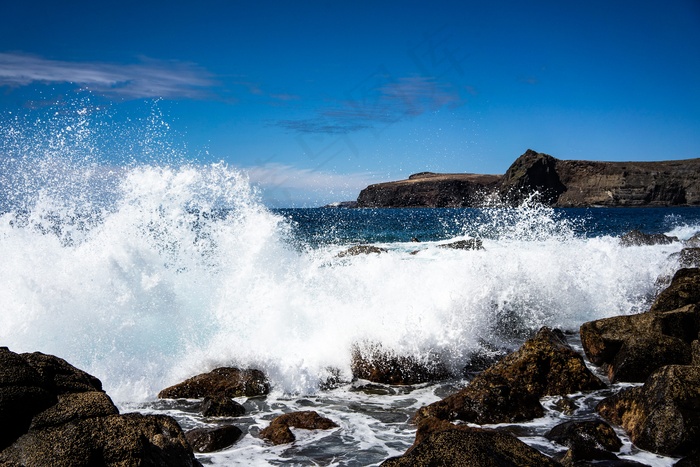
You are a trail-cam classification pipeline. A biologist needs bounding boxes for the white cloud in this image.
[0,53,216,99]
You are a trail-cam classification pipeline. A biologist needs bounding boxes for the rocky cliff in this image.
[355,150,700,208]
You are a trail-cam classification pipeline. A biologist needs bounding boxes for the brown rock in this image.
[381,425,559,467]
[158,367,270,399]
[336,245,388,257]
[546,420,622,465]
[649,268,700,313]
[185,425,242,453]
[437,238,483,250]
[20,351,103,394]
[620,230,679,247]
[200,395,245,417]
[416,327,605,425]
[29,391,118,430]
[351,342,449,385]
[675,248,700,268]
[597,365,700,456]
[259,411,338,445]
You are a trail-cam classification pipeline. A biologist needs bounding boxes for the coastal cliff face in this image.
[356,150,700,208]
[356,173,501,208]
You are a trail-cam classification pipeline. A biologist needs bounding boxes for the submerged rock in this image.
[620,229,679,247]
[381,422,559,467]
[259,411,338,445]
[437,238,483,250]
[158,367,270,399]
[336,244,388,257]
[185,425,242,453]
[200,395,246,417]
[0,347,200,466]
[351,342,450,385]
[597,364,700,456]
[545,420,622,465]
[416,327,605,425]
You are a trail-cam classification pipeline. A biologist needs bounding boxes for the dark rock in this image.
[29,391,118,430]
[437,238,483,250]
[381,424,559,467]
[649,268,700,313]
[20,351,103,394]
[259,411,338,445]
[553,396,578,416]
[416,327,605,425]
[597,364,700,456]
[545,420,622,463]
[672,248,700,268]
[675,450,700,466]
[0,413,201,467]
[620,230,679,247]
[158,367,270,399]
[498,149,566,205]
[686,232,700,248]
[580,302,699,382]
[185,425,242,453]
[462,344,509,376]
[693,340,700,366]
[200,395,245,417]
[351,342,449,385]
[336,245,388,257]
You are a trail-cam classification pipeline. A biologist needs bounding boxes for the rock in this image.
[381,424,559,467]
[672,248,700,268]
[357,173,501,208]
[259,411,338,445]
[461,344,509,376]
[185,425,242,453]
[158,367,270,399]
[620,229,679,247]
[597,364,700,456]
[545,420,622,464]
[686,232,700,247]
[20,351,103,394]
[0,413,201,467]
[200,395,245,417]
[649,268,700,313]
[693,340,700,365]
[336,245,388,257]
[675,451,700,466]
[416,327,605,425]
[580,302,699,382]
[437,238,483,250]
[498,149,566,205]
[321,201,358,208]
[29,391,118,430]
[351,342,449,385]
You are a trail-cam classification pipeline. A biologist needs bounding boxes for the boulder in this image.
[416,327,605,424]
[158,367,270,399]
[336,245,388,257]
[0,413,200,467]
[437,238,483,250]
[185,425,242,453]
[649,268,700,313]
[545,420,622,465]
[29,391,118,430]
[351,343,449,385]
[597,364,700,456]
[381,424,559,467]
[580,302,699,382]
[620,230,678,247]
[498,149,566,205]
[200,395,245,417]
[672,248,700,268]
[259,411,338,445]
[20,351,103,394]
[685,232,700,248]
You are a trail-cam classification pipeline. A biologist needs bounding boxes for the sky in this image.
[1,1,699,207]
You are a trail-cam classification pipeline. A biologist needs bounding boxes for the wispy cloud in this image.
[244,162,379,191]
[276,76,463,135]
[0,52,216,99]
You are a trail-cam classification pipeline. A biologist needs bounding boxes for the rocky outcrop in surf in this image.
[355,149,700,208]
[0,347,201,466]
[259,411,339,445]
[157,367,270,399]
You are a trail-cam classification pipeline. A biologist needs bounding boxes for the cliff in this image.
[355,150,700,208]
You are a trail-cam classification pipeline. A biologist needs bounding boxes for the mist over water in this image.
[1,103,698,409]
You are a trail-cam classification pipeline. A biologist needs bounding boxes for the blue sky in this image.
[1,1,699,206]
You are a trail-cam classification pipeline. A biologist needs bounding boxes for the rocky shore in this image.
[2,237,699,465]
[354,150,700,208]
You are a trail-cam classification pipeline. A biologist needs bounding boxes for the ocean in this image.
[2,107,699,465]
[2,160,699,465]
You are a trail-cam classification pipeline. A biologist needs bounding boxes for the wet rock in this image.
[693,340,700,365]
[259,410,338,445]
[381,424,559,467]
[200,395,245,417]
[29,391,118,430]
[185,425,242,453]
[580,302,698,382]
[20,351,103,394]
[158,367,270,399]
[0,413,201,467]
[545,420,622,465]
[649,268,700,313]
[416,327,605,425]
[685,232,700,248]
[351,342,450,385]
[437,238,483,250]
[672,248,700,268]
[620,230,678,247]
[553,396,578,415]
[462,344,509,376]
[336,244,388,257]
[675,451,700,467]
[597,364,700,456]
